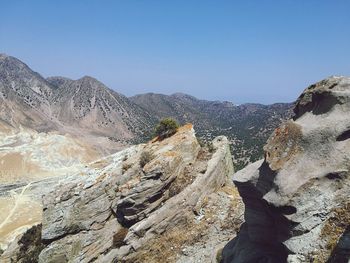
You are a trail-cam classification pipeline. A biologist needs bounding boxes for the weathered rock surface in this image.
[0,127,99,251]
[222,76,350,262]
[2,124,239,263]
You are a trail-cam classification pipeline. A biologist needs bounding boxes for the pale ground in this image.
[0,184,42,249]
[0,126,101,250]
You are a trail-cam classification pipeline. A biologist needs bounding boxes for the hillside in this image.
[0,54,156,153]
[0,54,57,131]
[131,93,293,169]
[0,54,292,169]
[2,76,349,262]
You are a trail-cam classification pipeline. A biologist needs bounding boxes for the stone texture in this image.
[222,76,350,262]
[20,124,237,263]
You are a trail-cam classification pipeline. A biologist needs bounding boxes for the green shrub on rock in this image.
[154,118,179,140]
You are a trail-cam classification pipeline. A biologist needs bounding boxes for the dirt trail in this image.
[0,182,32,230]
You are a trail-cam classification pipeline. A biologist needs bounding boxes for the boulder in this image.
[222,76,350,262]
[24,124,237,263]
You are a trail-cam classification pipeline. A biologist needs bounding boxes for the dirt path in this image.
[0,182,32,231]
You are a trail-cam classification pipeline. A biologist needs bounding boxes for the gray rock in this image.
[223,76,350,262]
[34,124,235,262]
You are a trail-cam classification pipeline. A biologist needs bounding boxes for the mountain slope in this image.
[0,54,156,153]
[0,53,293,168]
[131,93,293,169]
[0,54,58,131]
[47,76,155,143]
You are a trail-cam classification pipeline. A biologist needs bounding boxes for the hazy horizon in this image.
[1,1,350,104]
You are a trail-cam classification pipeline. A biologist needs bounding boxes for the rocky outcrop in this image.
[0,224,44,263]
[222,76,350,262]
[4,124,237,263]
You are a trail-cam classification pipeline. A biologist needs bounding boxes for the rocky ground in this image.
[0,126,99,251]
[1,55,349,263]
[0,124,245,263]
[176,184,244,263]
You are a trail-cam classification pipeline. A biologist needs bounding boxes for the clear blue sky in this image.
[1,1,350,104]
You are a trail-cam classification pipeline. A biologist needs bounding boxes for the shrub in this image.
[122,162,132,173]
[16,224,45,263]
[208,142,215,153]
[140,151,154,168]
[154,118,179,140]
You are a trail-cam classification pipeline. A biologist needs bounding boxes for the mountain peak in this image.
[0,53,10,59]
[79,75,99,82]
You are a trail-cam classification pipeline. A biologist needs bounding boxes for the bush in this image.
[16,224,45,263]
[154,118,179,140]
[140,151,154,168]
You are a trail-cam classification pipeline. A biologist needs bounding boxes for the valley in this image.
[1,54,348,263]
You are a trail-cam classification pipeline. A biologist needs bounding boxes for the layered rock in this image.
[0,124,238,263]
[222,76,350,262]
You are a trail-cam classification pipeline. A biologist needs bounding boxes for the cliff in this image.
[1,124,244,263]
[222,76,350,262]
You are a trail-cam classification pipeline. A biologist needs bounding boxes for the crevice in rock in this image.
[42,224,84,245]
[326,226,350,263]
[273,205,297,215]
[326,172,343,180]
[222,175,293,262]
[256,160,277,195]
[116,178,175,228]
[337,129,350,141]
[293,92,342,120]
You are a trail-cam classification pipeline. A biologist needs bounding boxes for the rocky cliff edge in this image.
[222,76,350,263]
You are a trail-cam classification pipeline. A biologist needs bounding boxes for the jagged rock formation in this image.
[222,76,350,262]
[0,124,243,262]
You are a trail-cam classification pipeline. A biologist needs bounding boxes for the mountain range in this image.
[0,53,292,168]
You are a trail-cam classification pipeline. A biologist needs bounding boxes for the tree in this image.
[154,118,179,140]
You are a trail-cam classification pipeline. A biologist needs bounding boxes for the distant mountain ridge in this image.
[0,53,293,167]
[131,92,293,169]
[0,54,155,153]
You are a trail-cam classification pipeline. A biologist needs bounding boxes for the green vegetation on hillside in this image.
[154,118,179,140]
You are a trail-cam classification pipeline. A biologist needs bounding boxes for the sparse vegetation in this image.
[16,224,45,263]
[113,227,128,247]
[139,151,154,168]
[207,142,215,153]
[122,162,132,173]
[154,118,179,140]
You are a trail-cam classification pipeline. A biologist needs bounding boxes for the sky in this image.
[1,0,350,104]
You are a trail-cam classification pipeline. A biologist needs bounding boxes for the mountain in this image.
[47,76,155,143]
[131,92,293,169]
[3,76,349,262]
[0,53,292,166]
[0,54,156,153]
[0,54,57,131]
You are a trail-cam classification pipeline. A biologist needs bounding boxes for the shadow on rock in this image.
[222,161,293,263]
[326,226,350,263]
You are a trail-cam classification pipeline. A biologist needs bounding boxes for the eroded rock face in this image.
[5,124,236,263]
[222,76,350,262]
